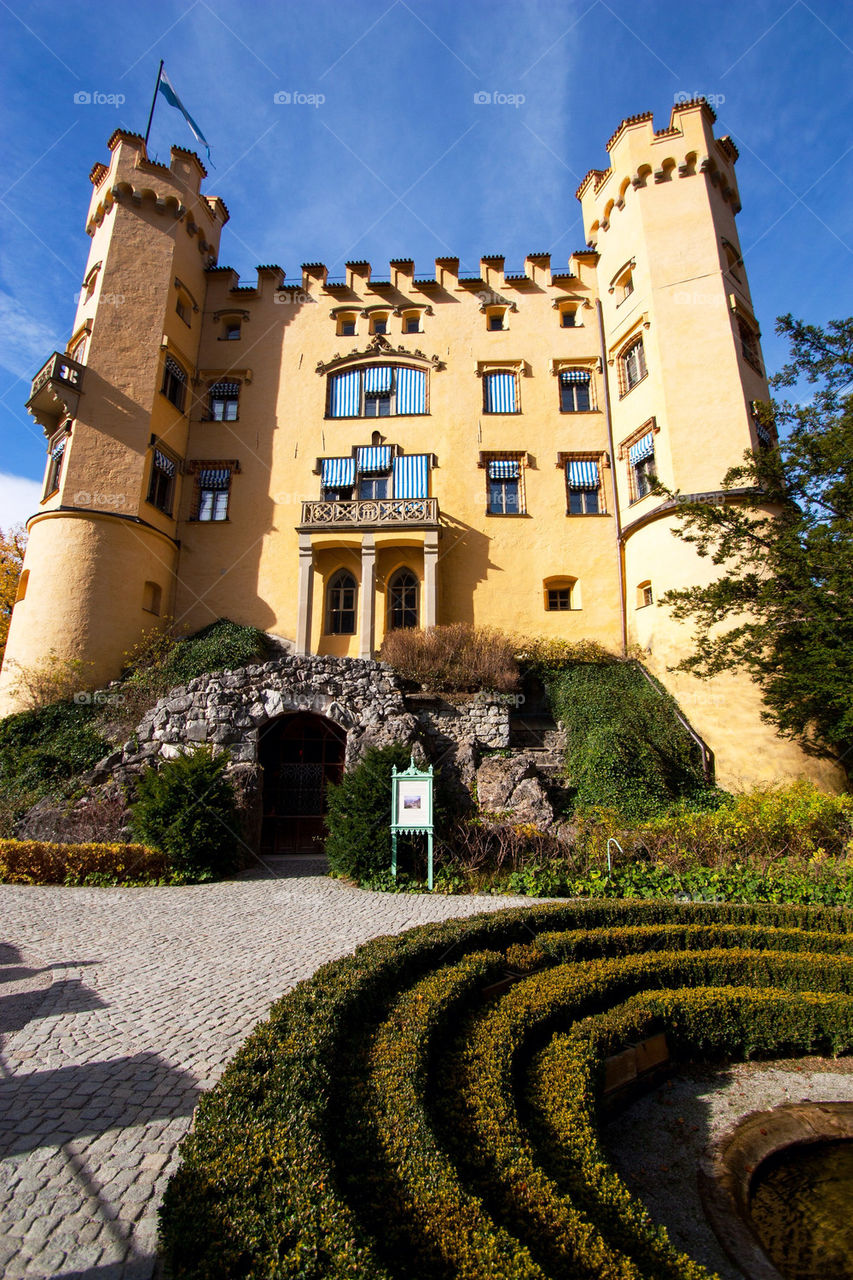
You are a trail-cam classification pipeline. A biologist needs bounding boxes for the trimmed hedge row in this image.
[0,838,166,885]
[159,901,853,1279]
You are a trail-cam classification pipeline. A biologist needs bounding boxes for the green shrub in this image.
[325,742,413,882]
[379,623,520,692]
[547,663,708,817]
[0,700,110,816]
[0,837,168,885]
[130,747,240,881]
[159,901,853,1280]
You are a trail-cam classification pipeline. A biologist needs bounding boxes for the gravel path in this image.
[0,859,530,1280]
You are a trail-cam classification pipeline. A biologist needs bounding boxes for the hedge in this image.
[0,838,167,885]
[158,901,853,1279]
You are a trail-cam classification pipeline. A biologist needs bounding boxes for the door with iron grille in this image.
[260,712,346,853]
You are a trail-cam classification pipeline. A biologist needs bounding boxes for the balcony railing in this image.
[300,497,438,528]
[27,352,85,432]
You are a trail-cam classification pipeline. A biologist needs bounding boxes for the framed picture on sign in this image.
[396,779,430,827]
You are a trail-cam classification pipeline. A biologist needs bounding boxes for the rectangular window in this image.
[209,381,240,421]
[196,468,231,521]
[628,432,656,500]
[44,436,67,498]
[328,365,426,417]
[739,318,762,371]
[487,458,521,514]
[547,588,571,611]
[483,371,518,414]
[565,459,600,515]
[559,370,591,412]
[340,320,356,336]
[321,456,356,499]
[620,339,647,394]
[357,445,391,500]
[373,318,387,335]
[404,316,420,333]
[148,449,177,515]
[162,355,187,412]
[224,322,241,340]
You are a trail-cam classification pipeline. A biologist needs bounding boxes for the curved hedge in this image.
[159,901,853,1279]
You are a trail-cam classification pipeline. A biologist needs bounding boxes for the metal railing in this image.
[300,497,438,526]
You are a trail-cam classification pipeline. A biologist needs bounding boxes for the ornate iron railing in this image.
[300,497,438,526]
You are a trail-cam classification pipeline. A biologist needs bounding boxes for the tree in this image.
[660,315,853,778]
[0,525,27,665]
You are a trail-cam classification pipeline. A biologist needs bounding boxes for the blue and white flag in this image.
[157,68,211,158]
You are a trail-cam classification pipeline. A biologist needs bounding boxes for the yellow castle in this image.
[1,100,840,792]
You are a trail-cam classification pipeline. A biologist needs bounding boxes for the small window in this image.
[371,313,390,335]
[486,458,522,514]
[565,458,601,515]
[15,569,29,604]
[620,338,647,395]
[738,318,762,371]
[148,449,177,515]
[326,569,357,635]
[618,271,633,302]
[43,435,67,499]
[143,581,162,615]
[560,307,576,328]
[404,315,421,334]
[388,568,419,631]
[489,313,503,331]
[359,473,388,499]
[633,455,656,500]
[162,355,187,412]
[483,371,518,414]
[68,335,87,365]
[637,581,653,608]
[337,314,357,337]
[209,381,240,421]
[195,468,232,521]
[559,370,592,413]
[547,587,572,611]
[176,297,190,324]
[224,321,241,340]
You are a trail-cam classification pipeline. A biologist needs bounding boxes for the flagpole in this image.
[143,59,164,152]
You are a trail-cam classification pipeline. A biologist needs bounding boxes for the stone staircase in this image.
[508,714,567,780]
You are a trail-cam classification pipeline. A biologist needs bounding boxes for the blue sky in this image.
[1,0,851,524]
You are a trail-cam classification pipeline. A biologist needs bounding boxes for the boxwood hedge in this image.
[159,900,853,1279]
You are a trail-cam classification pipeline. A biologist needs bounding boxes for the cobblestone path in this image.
[0,860,529,1279]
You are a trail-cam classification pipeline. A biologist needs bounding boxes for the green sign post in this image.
[391,755,435,890]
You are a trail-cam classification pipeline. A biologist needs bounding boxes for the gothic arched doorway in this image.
[259,712,346,853]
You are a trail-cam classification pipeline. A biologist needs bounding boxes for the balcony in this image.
[299,497,438,530]
[27,352,85,434]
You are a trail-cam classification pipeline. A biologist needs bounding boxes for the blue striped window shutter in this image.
[363,365,393,393]
[628,432,655,465]
[566,460,599,489]
[357,445,392,473]
[393,454,430,498]
[322,457,356,488]
[396,366,426,414]
[485,372,517,413]
[329,369,361,417]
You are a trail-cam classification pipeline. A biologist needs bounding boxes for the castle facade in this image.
[1,101,840,790]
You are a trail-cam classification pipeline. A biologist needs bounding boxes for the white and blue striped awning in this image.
[210,381,240,396]
[322,457,356,488]
[357,445,392,474]
[154,450,176,477]
[560,369,590,384]
[393,454,430,498]
[198,468,230,490]
[628,432,655,465]
[50,437,67,460]
[484,371,517,413]
[756,421,772,445]
[566,459,599,489]
[488,458,520,480]
[164,355,186,382]
[329,369,360,417]
[396,365,426,414]
[363,364,393,393]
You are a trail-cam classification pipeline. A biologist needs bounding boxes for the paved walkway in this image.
[0,860,530,1279]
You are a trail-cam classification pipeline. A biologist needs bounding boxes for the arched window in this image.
[387,568,418,631]
[326,570,357,635]
[619,337,647,395]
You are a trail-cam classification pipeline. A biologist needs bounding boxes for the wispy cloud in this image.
[0,291,61,381]
[0,472,42,526]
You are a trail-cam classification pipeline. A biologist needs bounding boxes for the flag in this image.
[157,68,211,158]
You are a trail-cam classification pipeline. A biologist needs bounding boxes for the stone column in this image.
[423,530,439,628]
[296,534,314,654]
[359,533,376,659]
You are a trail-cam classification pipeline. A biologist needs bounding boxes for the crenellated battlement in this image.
[577,100,741,246]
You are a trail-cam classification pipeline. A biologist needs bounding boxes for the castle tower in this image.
[0,131,228,710]
[578,100,833,787]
